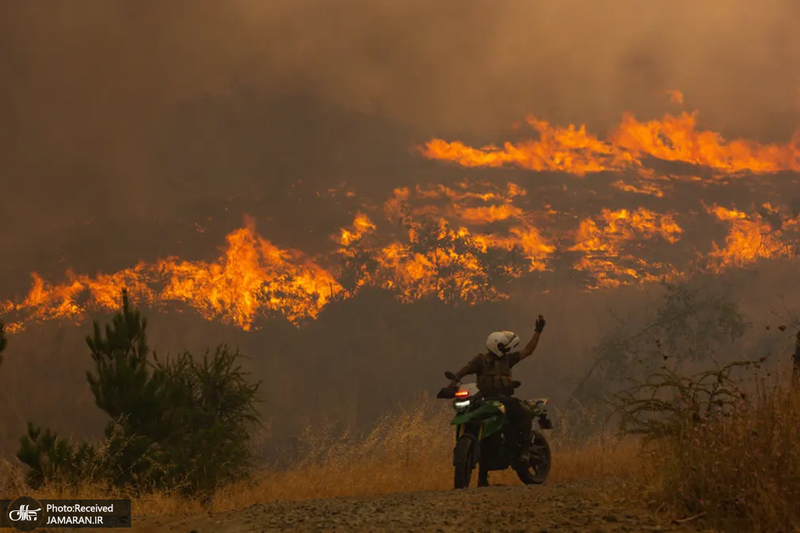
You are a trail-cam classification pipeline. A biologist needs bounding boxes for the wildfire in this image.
[384,181,526,225]
[2,217,340,332]
[2,197,798,332]
[569,208,683,288]
[337,212,377,246]
[157,220,341,327]
[610,179,666,197]
[706,204,798,271]
[335,192,553,304]
[3,92,800,333]
[422,92,800,176]
[421,118,621,176]
[571,208,683,253]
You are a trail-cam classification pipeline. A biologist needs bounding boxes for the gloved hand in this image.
[535,314,546,334]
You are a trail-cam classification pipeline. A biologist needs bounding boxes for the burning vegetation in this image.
[2,92,800,333]
[421,94,800,176]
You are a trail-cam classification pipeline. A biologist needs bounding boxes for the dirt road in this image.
[134,479,696,532]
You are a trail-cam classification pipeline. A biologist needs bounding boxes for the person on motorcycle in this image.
[448,315,546,466]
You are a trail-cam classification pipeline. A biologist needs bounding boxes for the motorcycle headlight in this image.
[454,399,471,409]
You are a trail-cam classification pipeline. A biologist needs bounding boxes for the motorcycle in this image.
[437,371,553,489]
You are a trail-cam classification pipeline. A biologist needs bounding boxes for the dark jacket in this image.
[455,351,522,396]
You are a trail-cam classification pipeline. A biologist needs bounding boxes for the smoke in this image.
[0,2,796,279]
[2,263,798,459]
[2,1,798,230]
[138,0,800,137]
[1,0,799,306]
[1,1,799,456]
[3,0,799,182]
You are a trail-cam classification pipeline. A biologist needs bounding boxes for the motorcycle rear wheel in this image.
[453,436,476,489]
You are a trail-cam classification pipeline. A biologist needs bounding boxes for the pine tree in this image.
[18,289,261,494]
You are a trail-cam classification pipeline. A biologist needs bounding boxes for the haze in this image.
[1,0,799,456]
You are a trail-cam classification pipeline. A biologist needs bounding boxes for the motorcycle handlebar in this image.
[437,372,522,399]
[436,385,458,399]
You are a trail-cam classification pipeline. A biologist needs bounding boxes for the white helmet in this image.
[485,331,521,357]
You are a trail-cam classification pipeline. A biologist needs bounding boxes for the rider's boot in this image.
[515,424,533,467]
[503,428,522,465]
[477,467,489,487]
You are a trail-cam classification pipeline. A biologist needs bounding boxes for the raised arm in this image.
[518,315,546,361]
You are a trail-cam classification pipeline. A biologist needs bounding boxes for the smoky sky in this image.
[1,0,799,290]
[1,1,800,455]
[7,0,791,135]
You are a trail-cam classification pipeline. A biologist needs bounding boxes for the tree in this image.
[152,346,260,493]
[569,282,749,407]
[18,290,262,495]
[82,291,163,486]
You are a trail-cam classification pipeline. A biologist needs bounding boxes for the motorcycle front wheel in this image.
[515,430,551,484]
[453,436,476,489]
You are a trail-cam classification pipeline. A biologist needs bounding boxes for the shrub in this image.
[611,358,761,441]
[607,312,800,530]
[16,423,98,489]
[571,281,748,408]
[149,346,261,494]
[17,290,261,495]
[657,384,800,531]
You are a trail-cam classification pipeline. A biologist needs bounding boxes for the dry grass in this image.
[7,385,796,531]
[644,384,800,532]
[0,393,646,518]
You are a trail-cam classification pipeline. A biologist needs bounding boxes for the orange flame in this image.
[610,179,666,197]
[422,105,800,176]
[571,208,683,253]
[569,208,683,287]
[2,217,340,332]
[156,219,340,328]
[422,117,621,176]
[706,204,797,271]
[3,91,800,333]
[380,182,555,273]
[3,197,799,333]
[337,212,377,246]
[384,182,526,225]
